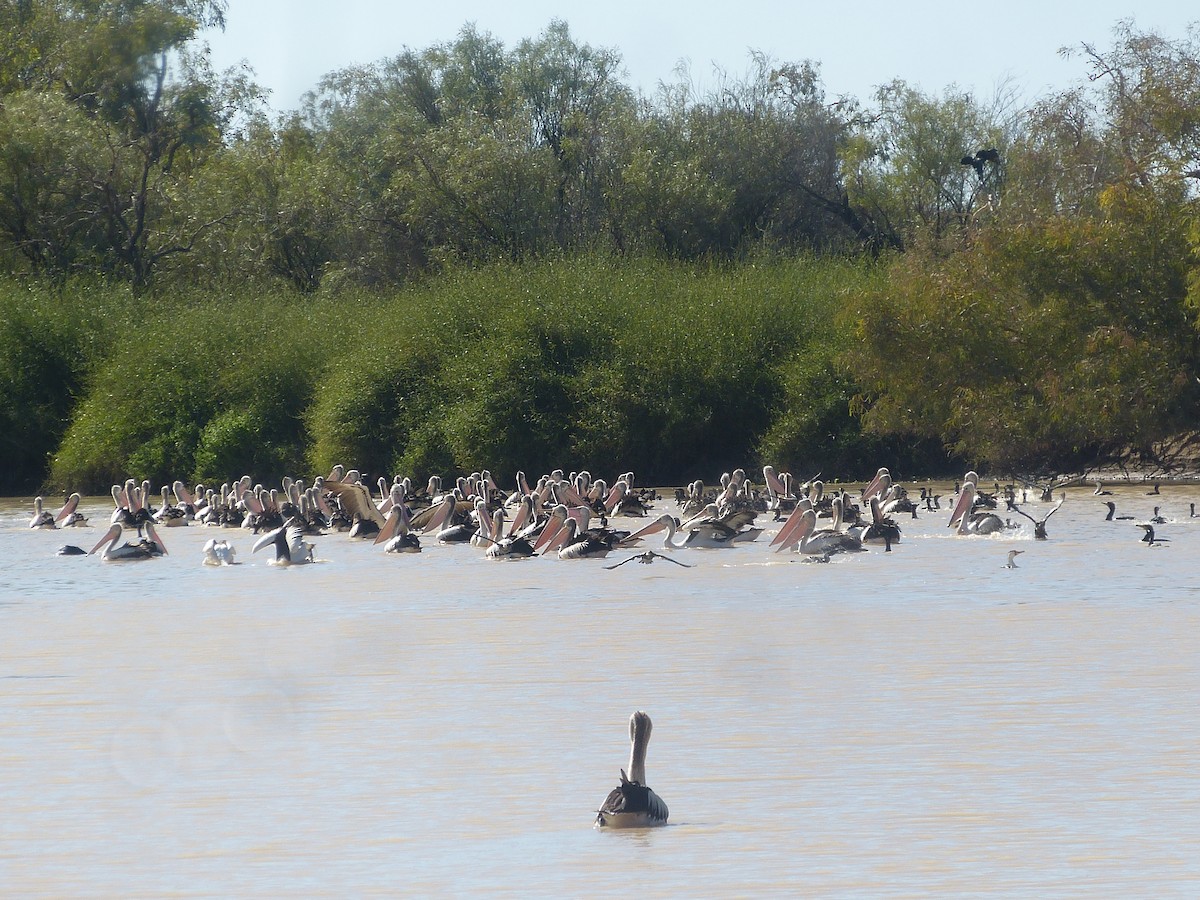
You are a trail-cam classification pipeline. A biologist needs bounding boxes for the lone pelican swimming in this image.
[1005,550,1024,568]
[596,711,669,828]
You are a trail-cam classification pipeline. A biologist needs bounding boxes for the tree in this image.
[0,0,237,287]
[841,80,1021,251]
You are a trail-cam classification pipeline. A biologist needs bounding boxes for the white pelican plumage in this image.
[780,509,866,560]
[949,482,1005,535]
[552,517,621,559]
[54,492,88,527]
[202,538,238,565]
[89,523,167,561]
[621,507,760,550]
[1005,550,1024,568]
[29,496,56,529]
[252,520,314,565]
[853,496,901,548]
[374,505,422,553]
[596,711,669,829]
[155,485,189,526]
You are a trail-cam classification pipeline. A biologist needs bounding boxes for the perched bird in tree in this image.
[960,147,1000,176]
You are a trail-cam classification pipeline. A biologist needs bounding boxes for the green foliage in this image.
[0,279,121,492]
[845,184,1200,472]
[48,286,332,491]
[5,19,1200,486]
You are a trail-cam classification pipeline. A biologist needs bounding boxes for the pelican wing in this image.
[324,480,387,529]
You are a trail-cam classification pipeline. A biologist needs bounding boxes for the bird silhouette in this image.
[1139,523,1169,545]
[604,550,692,569]
[959,147,1000,176]
[1012,500,1062,539]
[1103,501,1134,521]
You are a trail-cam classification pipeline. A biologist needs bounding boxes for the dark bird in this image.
[1139,523,1169,545]
[596,711,669,828]
[1103,501,1135,521]
[1012,500,1063,539]
[960,147,1000,176]
[604,550,693,569]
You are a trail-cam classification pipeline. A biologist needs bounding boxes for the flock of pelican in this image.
[30,465,907,565]
[23,464,1189,830]
[30,465,1187,567]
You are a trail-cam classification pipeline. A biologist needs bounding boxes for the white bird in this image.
[595,711,669,828]
[89,523,167,561]
[29,496,56,529]
[252,520,314,565]
[620,507,759,550]
[775,508,866,559]
[374,505,422,553]
[202,538,238,566]
[54,492,88,527]
[1005,549,1024,568]
[949,482,1005,535]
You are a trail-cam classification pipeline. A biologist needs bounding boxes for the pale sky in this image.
[203,1,1197,112]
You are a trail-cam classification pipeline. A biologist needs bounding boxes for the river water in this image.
[2,481,1198,896]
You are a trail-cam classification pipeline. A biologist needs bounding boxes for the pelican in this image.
[54,492,88,527]
[252,520,315,565]
[89,523,167,561]
[550,514,626,559]
[621,506,759,550]
[780,509,866,559]
[323,479,386,538]
[374,506,422,553]
[29,496,56,529]
[202,538,238,565]
[853,496,901,548]
[596,711,669,829]
[483,533,537,559]
[1005,549,1024,568]
[949,482,1005,535]
[155,485,189,526]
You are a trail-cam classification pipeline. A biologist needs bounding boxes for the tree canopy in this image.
[2,10,1200,489]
